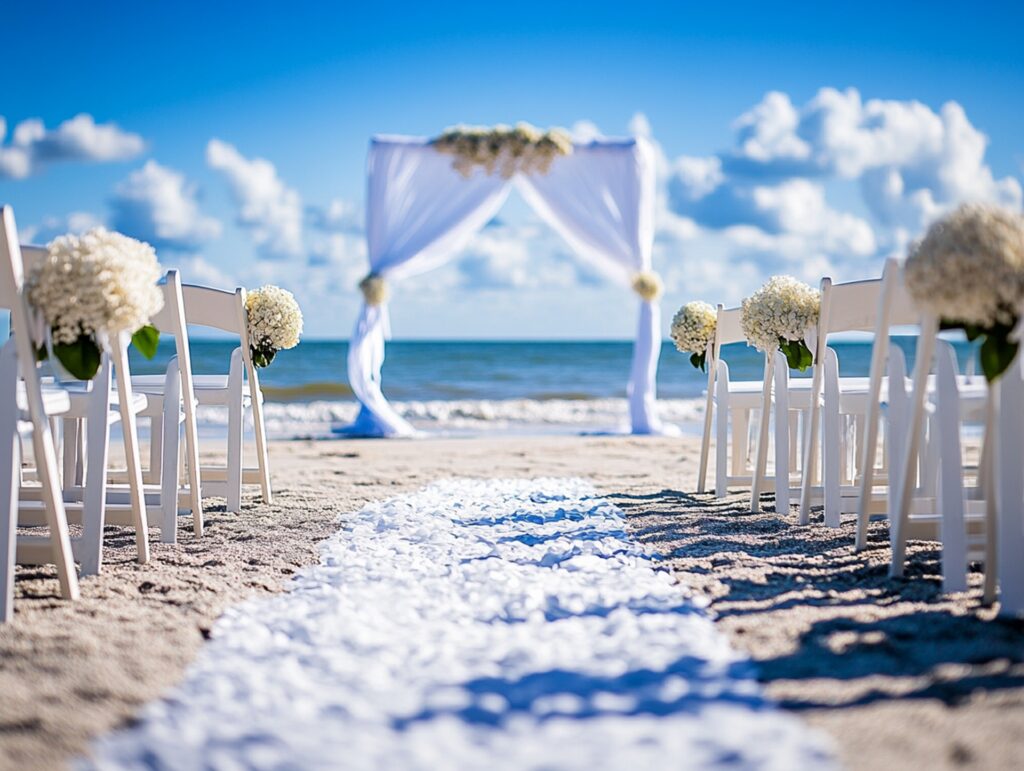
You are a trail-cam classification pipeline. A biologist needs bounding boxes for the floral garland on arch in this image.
[432,122,573,179]
[741,275,820,372]
[671,301,717,371]
[28,228,164,380]
[245,285,304,368]
[905,203,1024,382]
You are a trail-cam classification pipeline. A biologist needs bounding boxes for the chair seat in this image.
[718,378,813,409]
[61,385,148,418]
[22,383,72,419]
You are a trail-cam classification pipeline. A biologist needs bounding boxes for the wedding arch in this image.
[344,130,668,437]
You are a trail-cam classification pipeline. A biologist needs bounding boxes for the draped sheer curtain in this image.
[343,135,666,438]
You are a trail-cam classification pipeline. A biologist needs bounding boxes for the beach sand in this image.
[1,435,1022,770]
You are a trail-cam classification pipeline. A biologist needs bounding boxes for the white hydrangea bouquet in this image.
[741,275,820,371]
[670,301,717,371]
[905,203,1024,381]
[433,122,573,179]
[245,285,303,368]
[27,228,164,380]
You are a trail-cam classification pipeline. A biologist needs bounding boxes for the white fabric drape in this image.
[515,139,664,433]
[344,135,666,437]
[343,137,509,437]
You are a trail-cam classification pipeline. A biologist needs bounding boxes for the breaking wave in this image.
[196,397,706,439]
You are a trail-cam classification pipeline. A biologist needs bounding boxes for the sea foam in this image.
[196,397,706,439]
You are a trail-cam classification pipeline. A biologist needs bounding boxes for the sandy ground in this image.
[1,435,1022,770]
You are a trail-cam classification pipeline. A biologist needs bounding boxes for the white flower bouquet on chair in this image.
[27,228,163,379]
[905,203,1024,382]
[670,301,717,371]
[741,275,820,371]
[244,285,303,367]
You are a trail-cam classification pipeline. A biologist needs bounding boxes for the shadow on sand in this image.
[611,487,1024,711]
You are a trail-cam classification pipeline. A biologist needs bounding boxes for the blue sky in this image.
[3,1,1022,338]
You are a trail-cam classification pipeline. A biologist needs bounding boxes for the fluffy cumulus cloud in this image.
[110,160,222,250]
[309,199,363,233]
[20,211,104,244]
[660,87,1022,306]
[0,113,145,179]
[206,139,304,260]
[690,88,1022,246]
[453,219,603,291]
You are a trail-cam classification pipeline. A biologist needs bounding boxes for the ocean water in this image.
[126,337,980,438]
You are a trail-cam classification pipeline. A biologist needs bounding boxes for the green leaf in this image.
[52,335,102,380]
[35,344,48,363]
[689,351,707,372]
[131,324,160,359]
[251,345,276,368]
[979,331,1019,382]
[779,337,814,372]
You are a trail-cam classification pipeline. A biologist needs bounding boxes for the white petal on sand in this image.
[83,478,835,770]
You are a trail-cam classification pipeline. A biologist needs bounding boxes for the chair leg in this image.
[697,349,716,495]
[751,354,774,513]
[110,336,150,565]
[227,390,243,514]
[148,414,163,486]
[250,387,273,505]
[61,418,77,489]
[1,425,19,624]
[30,409,79,602]
[891,320,938,578]
[773,352,790,514]
[160,418,180,544]
[823,351,841,528]
[935,344,967,594]
[997,361,1024,615]
[79,360,112,577]
[715,366,729,499]
[183,405,204,537]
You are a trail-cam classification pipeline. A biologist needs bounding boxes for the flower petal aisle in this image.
[85,479,835,770]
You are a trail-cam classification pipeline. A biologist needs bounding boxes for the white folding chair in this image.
[0,206,79,621]
[705,307,802,498]
[19,245,166,567]
[127,270,204,539]
[149,284,271,511]
[888,334,993,596]
[788,275,899,525]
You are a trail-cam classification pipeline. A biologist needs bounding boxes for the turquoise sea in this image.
[126,338,981,438]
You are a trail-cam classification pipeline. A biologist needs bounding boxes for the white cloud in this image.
[712,87,1021,230]
[656,87,1022,308]
[309,198,363,233]
[20,211,104,245]
[731,91,811,167]
[206,139,304,260]
[0,113,145,179]
[165,255,236,288]
[110,160,221,250]
[453,220,600,291]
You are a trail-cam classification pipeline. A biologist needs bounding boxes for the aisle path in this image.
[85,478,835,770]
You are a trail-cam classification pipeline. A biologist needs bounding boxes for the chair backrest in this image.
[180,284,247,334]
[0,211,43,371]
[0,213,27,312]
[821,263,919,336]
[181,283,257,374]
[821,278,883,334]
[714,306,745,349]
